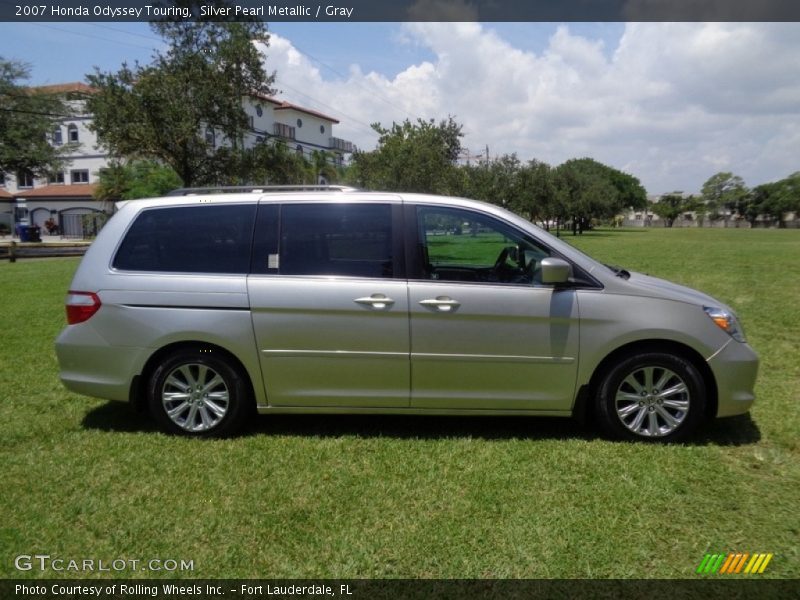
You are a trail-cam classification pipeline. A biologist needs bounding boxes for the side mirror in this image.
[540,257,571,284]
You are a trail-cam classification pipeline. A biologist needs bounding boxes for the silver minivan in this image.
[55,187,758,441]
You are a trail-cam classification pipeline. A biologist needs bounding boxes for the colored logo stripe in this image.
[697,553,773,574]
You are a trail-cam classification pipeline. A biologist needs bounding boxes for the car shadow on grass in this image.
[250,413,598,442]
[82,402,159,434]
[82,401,761,446]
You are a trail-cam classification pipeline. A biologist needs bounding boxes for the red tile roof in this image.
[0,189,14,199]
[16,184,97,198]
[249,91,339,123]
[31,82,96,95]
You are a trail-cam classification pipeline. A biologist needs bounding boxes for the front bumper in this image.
[707,339,759,417]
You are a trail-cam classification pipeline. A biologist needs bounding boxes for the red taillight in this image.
[65,291,102,324]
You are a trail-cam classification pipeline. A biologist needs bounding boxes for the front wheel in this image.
[595,352,706,442]
[148,349,251,437]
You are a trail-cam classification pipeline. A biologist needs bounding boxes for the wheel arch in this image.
[573,339,718,424]
[130,341,257,414]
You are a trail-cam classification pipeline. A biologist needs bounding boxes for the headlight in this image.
[703,306,746,342]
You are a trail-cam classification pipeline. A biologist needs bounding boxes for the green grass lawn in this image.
[1,227,798,580]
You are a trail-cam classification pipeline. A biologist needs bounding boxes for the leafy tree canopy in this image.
[0,58,74,178]
[748,172,800,226]
[651,192,691,227]
[94,160,183,202]
[701,171,749,220]
[349,117,463,194]
[86,5,275,187]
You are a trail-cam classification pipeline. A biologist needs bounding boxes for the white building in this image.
[0,82,107,236]
[0,82,353,238]
[244,92,354,167]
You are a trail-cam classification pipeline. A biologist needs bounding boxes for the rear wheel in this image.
[148,349,251,437]
[596,352,706,442]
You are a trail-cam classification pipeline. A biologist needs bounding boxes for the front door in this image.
[407,205,580,411]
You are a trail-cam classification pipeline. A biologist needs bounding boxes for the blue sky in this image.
[1,21,798,194]
[0,22,625,84]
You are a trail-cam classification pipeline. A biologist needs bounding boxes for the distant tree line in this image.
[347,117,648,235]
[652,171,800,228]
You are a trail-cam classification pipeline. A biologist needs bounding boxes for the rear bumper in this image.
[55,324,148,402]
[707,339,759,417]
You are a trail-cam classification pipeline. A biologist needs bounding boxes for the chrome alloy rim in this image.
[161,364,229,432]
[614,366,690,437]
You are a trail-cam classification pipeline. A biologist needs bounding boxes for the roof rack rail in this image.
[166,185,359,196]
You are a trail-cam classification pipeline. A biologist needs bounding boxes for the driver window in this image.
[417,206,550,285]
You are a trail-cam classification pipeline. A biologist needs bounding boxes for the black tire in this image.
[595,352,706,442]
[148,348,252,437]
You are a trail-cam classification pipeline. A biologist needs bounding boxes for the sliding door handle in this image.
[419,297,461,312]
[354,294,395,309]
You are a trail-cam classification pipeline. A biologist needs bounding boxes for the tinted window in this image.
[114,204,256,274]
[280,203,393,278]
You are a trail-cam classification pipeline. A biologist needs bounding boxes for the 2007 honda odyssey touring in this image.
[55,186,758,441]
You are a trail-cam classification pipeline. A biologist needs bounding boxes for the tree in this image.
[242,142,307,185]
[701,172,748,226]
[552,158,634,235]
[777,172,800,219]
[459,153,523,209]
[86,8,275,187]
[305,150,339,185]
[608,169,648,213]
[651,192,688,227]
[748,172,800,227]
[94,160,183,204]
[349,117,463,194]
[516,160,556,228]
[0,58,74,179]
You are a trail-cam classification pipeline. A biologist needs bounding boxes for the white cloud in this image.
[260,23,800,194]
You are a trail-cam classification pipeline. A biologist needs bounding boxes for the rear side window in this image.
[113,204,257,274]
[280,203,393,278]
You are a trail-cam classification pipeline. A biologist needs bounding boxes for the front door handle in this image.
[419,296,461,312]
[354,294,395,310]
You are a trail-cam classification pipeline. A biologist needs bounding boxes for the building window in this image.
[50,172,65,185]
[274,123,296,140]
[248,116,254,129]
[71,170,89,184]
[255,136,265,144]
[53,127,63,145]
[17,170,34,188]
[320,125,325,134]
[0,170,5,187]
[205,128,215,146]
[296,118,303,128]
[296,145,304,157]
[67,123,79,143]
[256,105,263,117]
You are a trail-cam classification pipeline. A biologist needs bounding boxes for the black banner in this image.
[2,0,800,23]
[3,579,800,600]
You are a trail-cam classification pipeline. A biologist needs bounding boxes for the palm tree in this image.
[306,150,339,185]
